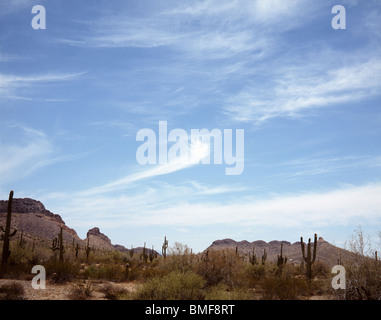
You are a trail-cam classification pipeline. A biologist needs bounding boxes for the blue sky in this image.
[1,0,381,253]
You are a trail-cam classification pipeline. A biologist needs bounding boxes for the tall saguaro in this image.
[1,191,18,271]
[162,236,168,259]
[301,233,317,280]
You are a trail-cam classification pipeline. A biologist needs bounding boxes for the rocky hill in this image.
[206,237,355,267]
[0,197,128,252]
[1,197,355,265]
[0,198,81,244]
[86,227,115,251]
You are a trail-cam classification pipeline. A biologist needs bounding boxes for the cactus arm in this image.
[1,191,18,269]
[162,236,168,259]
[300,237,306,261]
[85,237,91,260]
[312,233,317,264]
[1,191,14,268]
[10,229,17,237]
[58,227,65,263]
[300,234,318,280]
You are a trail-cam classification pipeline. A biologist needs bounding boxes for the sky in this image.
[1,0,381,253]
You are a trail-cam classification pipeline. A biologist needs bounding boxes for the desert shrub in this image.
[137,265,164,280]
[282,263,302,278]
[45,260,80,283]
[95,264,125,281]
[100,283,129,300]
[245,264,267,283]
[123,260,142,281]
[260,276,309,300]
[159,242,196,274]
[196,249,246,288]
[83,264,97,279]
[0,282,25,300]
[83,263,127,281]
[341,226,381,300]
[134,271,205,300]
[2,242,48,279]
[205,283,257,300]
[342,260,381,300]
[68,281,93,300]
[312,261,330,277]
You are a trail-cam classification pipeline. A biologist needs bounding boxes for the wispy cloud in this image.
[0,124,53,184]
[0,72,86,100]
[52,182,381,230]
[272,154,381,178]
[57,0,316,60]
[61,19,265,61]
[0,53,26,62]
[0,124,89,187]
[0,72,86,84]
[163,0,312,28]
[0,0,34,16]
[79,139,211,196]
[225,58,381,124]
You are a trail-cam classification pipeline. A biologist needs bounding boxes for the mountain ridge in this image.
[206,237,353,267]
[0,197,128,252]
[1,197,355,266]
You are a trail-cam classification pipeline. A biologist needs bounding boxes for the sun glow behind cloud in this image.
[190,140,210,164]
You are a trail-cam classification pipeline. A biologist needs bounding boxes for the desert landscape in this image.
[0,193,380,300]
[2,1,381,309]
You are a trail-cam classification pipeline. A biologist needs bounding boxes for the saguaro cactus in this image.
[1,190,18,269]
[51,236,59,254]
[85,238,91,261]
[249,247,257,265]
[149,245,155,262]
[301,233,317,280]
[142,242,148,263]
[277,243,287,273]
[75,242,80,259]
[18,230,26,247]
[51,227,65,263]
[129,245,135,258]
[162,236,168,259]
[58,227,65,263]
[261,248,267,265]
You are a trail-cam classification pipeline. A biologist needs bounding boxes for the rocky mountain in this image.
[206,237,355,267]
[0,197,128,252]
[0,198,81,244]
[0,197,355,265]
[86,227,115,251]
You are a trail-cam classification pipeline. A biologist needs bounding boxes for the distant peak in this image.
[87,227,112,245]
[0,197,46,213]
[0,197,65,224]
[211,239,237,246]
[268,240,291,246]
[87,227,101,236]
